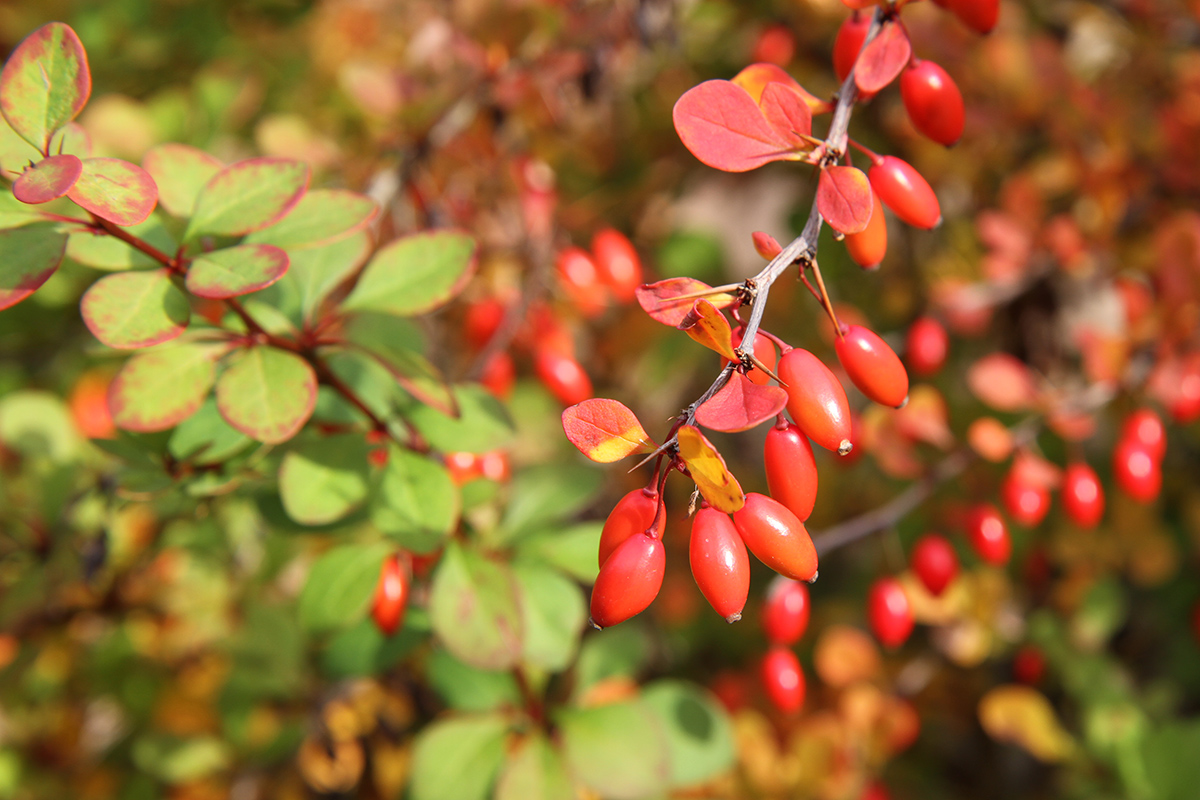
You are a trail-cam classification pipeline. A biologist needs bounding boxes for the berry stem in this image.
[808,260,844,339]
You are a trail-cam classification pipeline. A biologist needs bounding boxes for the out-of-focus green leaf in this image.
[185,157,309,240]
[494,733,574,800]
[516,522,603,584]
[513,561,586,672]
[80,268,190,349]
[343,230,476,316]
[642,680,735,787]
[404,385,514,454]
[108,342,222,432]
[66,213,174,270]
[215,346,316,443]
[0,224,67,310]
[167,399,252,462]
[278,434,370,526]
[131,736,231,784]
[410,712,509,800]
[557,700,671,800]
[245,188,378,248]
[298,542,391,633]
[428,649,522,712]
[499,463,604,542]
[0,390,81,462]
[429,541,523,670]
[373,445,459,553]
[573,623,653,700]
[320,610,429,679]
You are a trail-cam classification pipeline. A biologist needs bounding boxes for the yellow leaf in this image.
[676,424,744,512]
[978,685,1076,762]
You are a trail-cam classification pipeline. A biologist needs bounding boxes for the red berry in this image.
[752,24,796,66]
[556,246,608,317]
[591,228,643,303]
[833,11,871,83]
[906,316,949,377]
[868,576,914,648]
[900,59,965,146]
[1000,469,1051,528]
[70,370,117,439]
[1120,409,1166,462]
[1062,462,1104,528]
[535,349,593,406]
[834,324,909,408]
[728,327,779,386]
[465,298,507,350]
[598,488,663,568]
[943,0,999,34]
[590,533,665,628]
[844,189,887,269]
[1013,645,1046,685]
[967,503,1011,565]
[868,155,941,230]
[859,782,892,800]
[1170,357,1200,423]
[732,493,818,582]
[372,554,410,636]
[480,350,515,399]
[777,348,853,454]
[764,421,819,522]
[760,646,805,714]
[761,577,810,646]
[911,534,958,596]
[689,507,751,622]
[1112,439,1162,503]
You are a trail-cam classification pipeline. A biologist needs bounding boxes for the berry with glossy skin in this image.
[868,576,914,648]
[762,577,810,646]
[777,348,853,454]
[911,534,958,596]
[690,507,751,622]
[834,324,910,408]
[556,246,608,317]
[1062,462,1104,528]
[728,327,779,386]
[590,533,666,628]
[833,11,871,83]
[844,189,888,269]
[372,555,410,636]
[598,488,664,567]
[761,646,805,714]
[764,421,819,521]
[535,349,592,406]
[900,59,965,146]
[1121,408,1166,462]
[591,228,643,302]
[906,316,949,377]
[1001,469,1051,528]
[968,504,1011,565]
[1113,440,1162,503]
[869,155,942,230]
[733,493,819,582]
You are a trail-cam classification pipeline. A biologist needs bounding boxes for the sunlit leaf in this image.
[561,398,655,463]
[68,157,158,226]
[642,680,736,787]
[141,143,223,218]
[67,213,174,270]
[80,268,189,349]
[817,165,873,235]
[411,713,509,800]
[967,353,1039,411]
[108,342,223,432]
[279,435,371,525]
[185,243,289,299]
[695,372,787,433]
[298,542,391,632]
[676,424,744,512]
[978,685,1076,762]
[855,22,913,94]
[373,446,459,553]
[513,561,586,671]
[343,230,476,317]
[673,80,800,173]
[281,231,372,322]
[11,154,81,204]
[0,22,91,153]
[0,223,67,310]
[759,82,813,147]
[636,277,738,327]
[731,63,825,111]
[494,733,574,800]
[215,346,317,443]
[185,157,310,240]
[404,384,513,454]
[245,189,379,248]
[677,298,738,360]
[558,701,671,800]
[167,399,251,463]
[429,541,523,670]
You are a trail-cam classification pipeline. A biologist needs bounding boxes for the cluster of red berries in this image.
[759,578,811,713]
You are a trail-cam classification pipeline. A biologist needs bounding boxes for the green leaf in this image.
[185,157,309,240]
[343,230,476,316]
[494,733,575,800]
[141,143,223,218]
[215,346,316,443]
[298,542,392,633]
[642,680,735,787]
[573,623,654,700]
[516,522,603,584]
[373,446,459,553]
[337,342,457,418]
[0,223,67,310]
[11,153,81,204]
[321,349,403,424]
[513,561,586,672]
[274,230,371,323]
[224,604,305,702]
[245,188,379,248]
[66,213,175,270]
[278,434,371,525]
[167,399,251,463]
[1142,721,1200,800]
[429,541,523,670]
[558,701,671,800]
[428,649,522,712]
[500,463,604,541]
[108,342,223,432]
[185,243,289,299]
[0,22,91,153]
[410,713,509,800]
[0,390,82,463]
[319,612,429,678]
[132,736,231,784]
[404,385,514,454]
[0,191,47,228]
[80,268,190,349]
[67,157,158,227]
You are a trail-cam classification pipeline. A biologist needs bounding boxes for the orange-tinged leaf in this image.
[813,624,881,688]
[894,385,953,449]
[562,399,656,463]
[967,417,1013,462]
[855,22,913,94]
[731,63,823,110]
[967,354,1039,411]
[635,278,737,327]
[817,165,873,235]
[677,299,737,360]
[676,424,744,512]
[1011,449,1062,490]
[672,80,798,173]
[695,372,788,432]
[12,154,81,204]
[758,82,813,148]
[978,685,1075,762]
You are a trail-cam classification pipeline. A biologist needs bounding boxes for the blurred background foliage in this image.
[3,1,1200,799]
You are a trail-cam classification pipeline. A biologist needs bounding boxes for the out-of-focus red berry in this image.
[906,316,949,377]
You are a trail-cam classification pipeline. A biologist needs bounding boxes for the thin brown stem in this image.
[90,214,180,271]
[809,260,844,338]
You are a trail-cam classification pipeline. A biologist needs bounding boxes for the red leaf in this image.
[855,22,913,94]
[672,80,797,173]
[759,82,813,148]
[753,231,783,260]
[12,154,82,204]
[562,399,656,463]
[696,372,788,433]
[677,299,737,360]
[635,278,737,327]
[817,166,873,234]
[967,354,1039,411]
